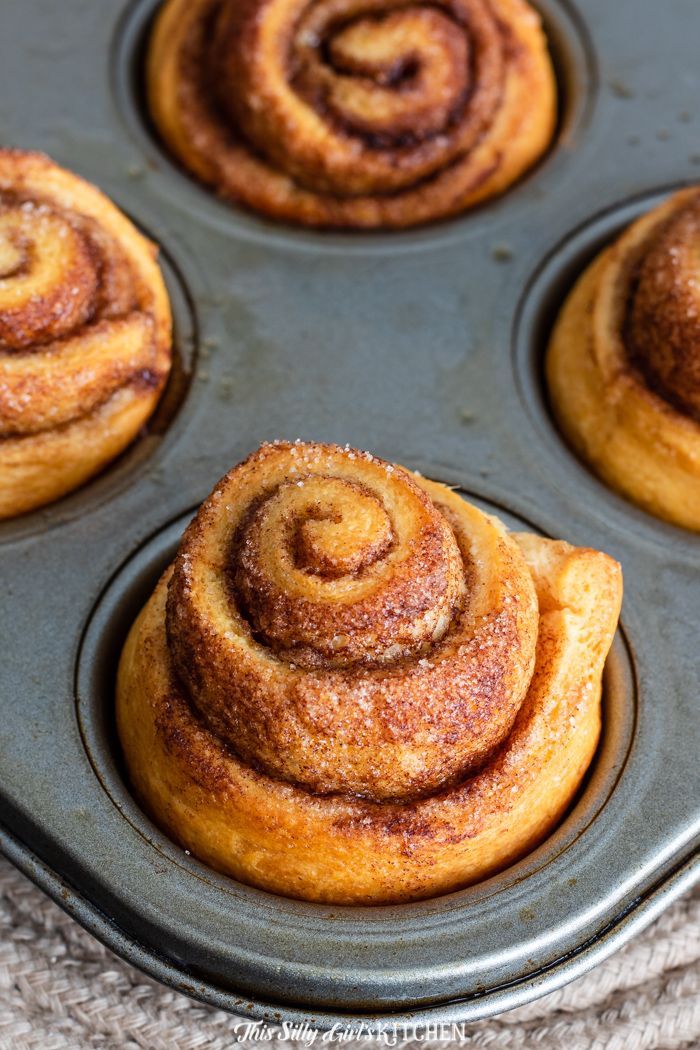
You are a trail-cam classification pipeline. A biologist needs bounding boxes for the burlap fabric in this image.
[0,856,697,1049]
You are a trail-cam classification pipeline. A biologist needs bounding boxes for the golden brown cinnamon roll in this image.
[547,189,700,531]
[117,442,622,904]
[147,0,556,229]
[0,150,172,519]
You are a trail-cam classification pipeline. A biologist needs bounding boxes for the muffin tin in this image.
[1,0,699,1031]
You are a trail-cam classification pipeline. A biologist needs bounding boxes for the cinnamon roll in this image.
[117,442,622,904]
[0,150,172,519]
[147,0,556,229]
[547,189,700,531]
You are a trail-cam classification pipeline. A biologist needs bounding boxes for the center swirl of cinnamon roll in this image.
[0,203,102,349]
[624,192,700,421]
[166,442,538,801]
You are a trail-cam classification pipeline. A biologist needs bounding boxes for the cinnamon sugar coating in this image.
[117,443,623,904]
[147,0,556,228]
[547,187,700,531]
[0,150,172,518]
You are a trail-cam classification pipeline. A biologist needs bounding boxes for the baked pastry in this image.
[547,188,700,531]
[0,149,172,519]
[117,441,622,904]
[147,0,556,229]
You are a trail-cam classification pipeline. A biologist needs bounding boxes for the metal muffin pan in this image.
[1,0,699,1030]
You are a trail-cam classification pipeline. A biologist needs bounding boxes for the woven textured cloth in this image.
[0,855,698,1050]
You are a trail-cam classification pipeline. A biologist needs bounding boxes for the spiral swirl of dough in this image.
[0,150,171,518]
[118,443,622,903]
[167,441,538,801]
[547,188,700,531]
[147,0,556,228]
